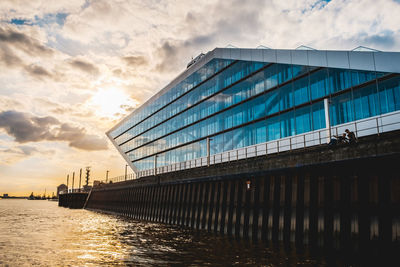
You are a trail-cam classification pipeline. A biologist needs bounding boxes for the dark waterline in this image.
[0,199,395,266]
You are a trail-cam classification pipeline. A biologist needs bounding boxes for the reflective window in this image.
[329,68,352,94]
[312,101,326,130]
[353,83,379,120]
[112,58,392,171]
[295,106,311,134]
[267,115,280,141]
[330,91,354,126]
[279,83,294,111]
[265,90,279,115]
[294,75,310,106]
[378,76,400,114]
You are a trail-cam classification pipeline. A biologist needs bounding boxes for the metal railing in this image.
[98,173,135,184]
[60,188,90,194]
[110,110,400,182]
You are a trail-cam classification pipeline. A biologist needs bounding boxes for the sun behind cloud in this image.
[89,87,137,119]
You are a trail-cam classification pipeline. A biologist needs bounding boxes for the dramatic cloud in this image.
[0,26,53,56]
[69,59,99,75]
[0,110,108,150]
[24,64,52,78]
[122,55,148,68]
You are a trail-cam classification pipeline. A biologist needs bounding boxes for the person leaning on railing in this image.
[345,129,357,145]
[328,133,348,146]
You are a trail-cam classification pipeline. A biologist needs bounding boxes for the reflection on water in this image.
[0,199,393,266]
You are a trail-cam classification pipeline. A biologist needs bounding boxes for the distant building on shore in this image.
[57,184,67,197]
[2,194,9,198]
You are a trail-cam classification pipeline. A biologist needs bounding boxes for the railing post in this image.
[324,98,331,143]
[354,121,358,138]
[277,140,279,153]
[289,138,292,150]
[318,131,321,145]
[303,135,306,148]
[255,145,257,157]
[154,155,157,176]
[207,137,211,167]
[376,118,380,136]
[245,147,248,158]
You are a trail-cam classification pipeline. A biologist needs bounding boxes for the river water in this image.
[0,199,391,266]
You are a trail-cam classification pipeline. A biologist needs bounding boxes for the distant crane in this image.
[85,166,91,187]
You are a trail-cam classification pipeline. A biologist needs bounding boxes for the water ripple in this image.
[0,199,329,266]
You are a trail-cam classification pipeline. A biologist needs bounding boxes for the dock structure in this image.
[59,192,88,209]
[84,129,400,249]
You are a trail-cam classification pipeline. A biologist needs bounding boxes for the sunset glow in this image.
[89,88,134,119]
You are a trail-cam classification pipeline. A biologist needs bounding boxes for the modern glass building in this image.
[107,47,400,178]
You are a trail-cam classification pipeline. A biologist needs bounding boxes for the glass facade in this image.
[109,52,400,173]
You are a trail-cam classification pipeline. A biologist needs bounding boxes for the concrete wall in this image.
[85,131,400,250]
[59,192,88,209]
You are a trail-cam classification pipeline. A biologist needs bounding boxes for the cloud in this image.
[122,55,148,68]
[0,26,53,57]
[153,0,266,73]
[0,43,23,66]
[24,64,52,78]
[0,110,108,151]
[0,145,54,165]
[0,26,57,80]
[69,59,99,75]
[0,96,23,111]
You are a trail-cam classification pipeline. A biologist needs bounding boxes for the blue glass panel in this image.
[224,108,233,129]
[223,130,233,151]
[378,76,400,114]
[254,120,267,144]
[266,116,280,141]
[233,127,245,149]
[265,65,278,90]
[252,95,266,120]
[280,111,295,138]
[353,83,379,120]
[329,68,352,93]
[212,133,223,155]
[330,91,354,126]
[279,83,293,111]
[265,90,279,115]
[292,65,308,78]
[277,64,292,84]
[232,105,244,127]
[295,106,311,134]
[311,101,326,130]
[293,76,310,106]
[351,70,376,87]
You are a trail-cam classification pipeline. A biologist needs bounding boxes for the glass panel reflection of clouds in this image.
[111,54,399,172]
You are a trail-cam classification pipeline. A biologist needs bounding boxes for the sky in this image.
[1,0,400,196]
